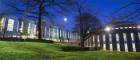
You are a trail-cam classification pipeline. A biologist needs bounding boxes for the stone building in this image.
[85,21,140,52]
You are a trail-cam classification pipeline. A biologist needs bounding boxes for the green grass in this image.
[0,41,139,60]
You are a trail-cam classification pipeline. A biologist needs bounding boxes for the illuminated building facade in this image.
[85,21,140,52]
[3,16,19,37]
[0,16,6,37]
[18,19,37,39]
[0,15,79,42]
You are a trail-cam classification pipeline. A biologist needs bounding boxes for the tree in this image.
[73,12,101,47]
[3,0,78,40]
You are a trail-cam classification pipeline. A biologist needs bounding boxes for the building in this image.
[85,21,140,52]
[18,18,37,39]
[0,15,19,37]
[0,15,79,42]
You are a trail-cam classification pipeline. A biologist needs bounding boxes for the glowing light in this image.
[123,33,128,52]
[116,33,120,51]
[109,34,113,51]
[131,33,136,52]
[103,34,106,50]
[138,25,140,29]
[7,19,14,31]
[105,26,111,32]
[64,17,67,22]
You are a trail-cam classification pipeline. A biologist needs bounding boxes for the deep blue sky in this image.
[53,0,133,31]
[0,0,138,31]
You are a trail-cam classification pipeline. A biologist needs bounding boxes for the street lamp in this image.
[105,26,111,32]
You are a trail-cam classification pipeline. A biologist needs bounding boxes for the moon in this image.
[64,17,67,22]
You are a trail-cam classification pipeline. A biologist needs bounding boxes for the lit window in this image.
[137,25,140,29]
[120,27,123,29]
[129,27,132,28]
[20,21,24,33]
[102,34,106,50]
[28,23,31,34]
[97,35,100,47]
[109,34,113,51]
[124,27,128,29]
[115,28,119,29]
[93,35,95,47]
[123,33,128,52]
[133,27,136,28]
[7,19,14,31]
[130,33,136,52]
[116,33,120,51]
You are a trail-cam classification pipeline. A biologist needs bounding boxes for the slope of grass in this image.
[0,41,139,60]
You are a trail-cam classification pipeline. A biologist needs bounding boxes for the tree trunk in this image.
[38,0,43,40]
[80,38,85,47]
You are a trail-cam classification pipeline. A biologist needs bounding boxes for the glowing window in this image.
[129,27,132,28]
[124,27,128,29]
[93,35,95,47]
[123,33,128,52]
[130,33,136,52]
[115,28,119,29]
[137,25,140,29]
[103,34,106,50]
[109,34,113,51]
[116,33,120,51]
[7,19,14,31]
[97,35,100,47]
[28,23,31,34]
[133,27,136,28]
[120,27,123,29]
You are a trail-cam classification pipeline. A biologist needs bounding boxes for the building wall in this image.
[0,15,79,42]
[85,26,140,52]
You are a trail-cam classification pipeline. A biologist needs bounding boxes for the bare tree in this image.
[73,12,101,47]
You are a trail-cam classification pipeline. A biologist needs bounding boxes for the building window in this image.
[109,34,113,51]
[129,27,132,29]
[138,33,140,45]
[115,28,119,29]
[124,27,128,29]
[137,25,140,29]
[130,33,136,52]
[0,17,5,32]
[103,34,106,50]
[28,23,31,34]
[93,35,95,47]
[123,33,128,52]
[116,33,120,51]
[97,35,100,47]
[120,27,123,29]
[7,18,14,31]
[132,27,136,28]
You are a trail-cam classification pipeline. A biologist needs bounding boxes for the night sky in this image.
[0,0,139,31]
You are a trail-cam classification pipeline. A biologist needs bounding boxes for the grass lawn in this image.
[0,41,139,60]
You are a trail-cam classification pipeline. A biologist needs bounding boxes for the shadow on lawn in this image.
[61,46,101,52]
